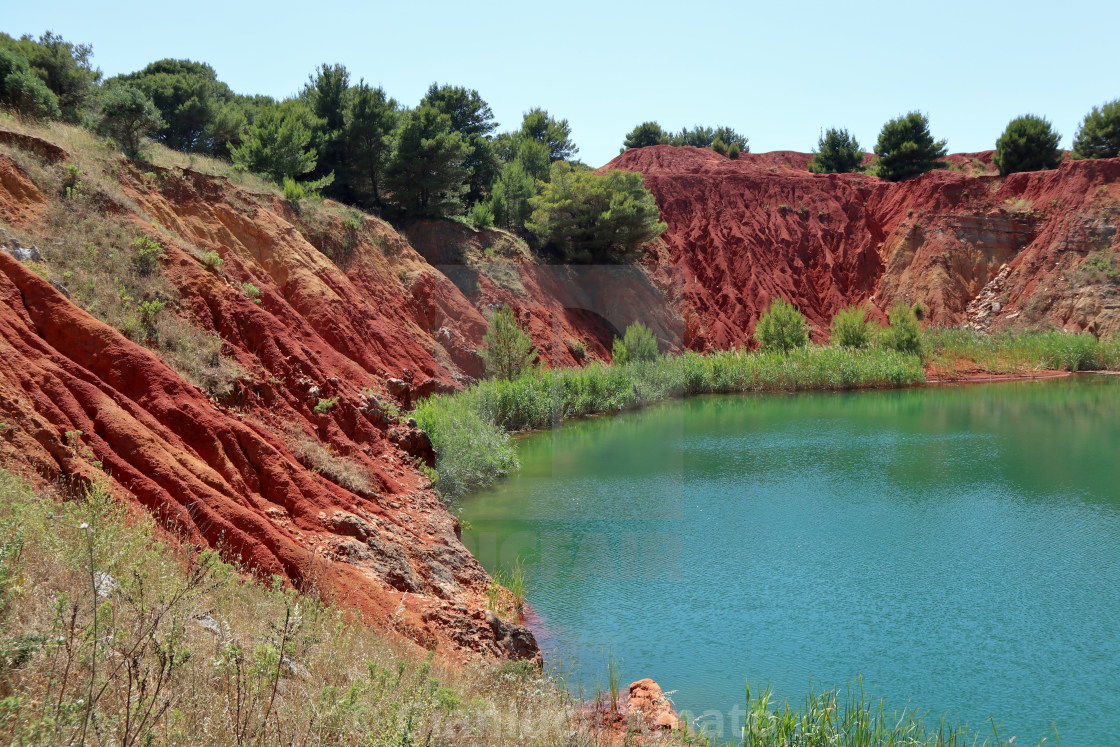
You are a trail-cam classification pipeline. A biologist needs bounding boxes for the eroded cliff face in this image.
[0,135,540,661]
[608,145,1120,345]
[1,128,1117,662]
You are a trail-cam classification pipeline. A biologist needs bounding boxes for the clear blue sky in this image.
[6,0,1118,168]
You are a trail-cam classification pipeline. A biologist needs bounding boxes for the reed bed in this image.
[415,347,924,500]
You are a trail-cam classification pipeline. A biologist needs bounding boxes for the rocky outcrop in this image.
[2,126,1117,666]
[608,145,1120,343]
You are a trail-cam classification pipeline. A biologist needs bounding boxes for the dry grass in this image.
[0,469,611,747]
[282,425,378,498]
[1,117,240,398]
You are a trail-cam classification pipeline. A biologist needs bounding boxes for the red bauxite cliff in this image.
[1,127,1118,661]
[607,145,1120,347]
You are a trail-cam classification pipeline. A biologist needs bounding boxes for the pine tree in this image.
[344,81,397,207]
[809,128,865,173]
[385,105,469,216]
[993,115,1062,175]
[480,305,537,380]
[1071,99,1120,160]
[872,111,948,181]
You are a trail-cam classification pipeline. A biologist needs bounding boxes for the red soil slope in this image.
[608,145,1120,346]
[0,141,537,661]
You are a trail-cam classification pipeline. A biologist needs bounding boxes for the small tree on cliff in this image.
[993,114,1062,175]
[612,321,659,364]
[1071,98,1120,160]
[872,111,948,181]
[809,128,865,174]
[97,85,164,157]
[754,298,809,353]
[879,302,923,356]
[622,121,670,150]
[480,305,538,381]
[527,162,666,264]
[830,305,872,348]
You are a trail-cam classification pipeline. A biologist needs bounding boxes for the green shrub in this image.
[809,127,864,174]
[880,302,923,355]
[621,121,669,150]
[242,281,262,303]
[872,111,948,181]
[727,142,741,160]
[480,305,538,381]
[711,137,728,156]
[527,162,666,264]
[131,235,164,276]
[0,48,61,120]
[565,337,586,361]
[96,84,164,157]
[993,114,1062,175]
[612,321,659,364]
[1071,98,1120,159]
[202,249,223,272]
[754,298,809,353]
[137,298,165,333]
[467,200,495,230]
[830,305,871,348]
[282,176,304,202]
[313,396,340,413]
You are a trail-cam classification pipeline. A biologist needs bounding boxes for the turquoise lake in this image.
[459,377,1120,744]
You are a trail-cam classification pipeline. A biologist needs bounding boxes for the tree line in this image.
[620,102,1120,180]
[0,31,666,265]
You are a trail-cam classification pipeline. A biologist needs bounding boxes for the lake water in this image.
[459,377,1120,744]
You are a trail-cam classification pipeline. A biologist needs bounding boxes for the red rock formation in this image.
[607,145,1120,345]
[0,140,539,661]
[2,125,1117,666]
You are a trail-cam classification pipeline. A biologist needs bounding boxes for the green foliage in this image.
[872,111,948,181]
[880,302,923,355]
[111,59,237,152]
[96,84,164,157]
[1071,98,1120,159]
[517,107,578,163]
[993,114,1062,175]
[711,137,728,156]
[754,298,810,353]
[242,282,262,303]
[0,48,61,119]
[809,127,865,173]
[830,305,871,348]
[0,31,100,123]
[727,142,741,160]
[343,81,397,207]
[314,396,340,413]
[480,305,538,381]
[231,100,320,182]
[282,176,304,202]
[670,125,750,152]
[489,159,537,230]
[611,321,659,364]
[923,326,1119,373]
[202,249,223,272]
[301,63,350,197]
[527,162,666,264]
[415,347,924,500]
[137,298,166,333]
[467,200,495,229]
[131,235,163,276]
[421,83,499,208]
[384,104,469,217]
[622,121,669,150]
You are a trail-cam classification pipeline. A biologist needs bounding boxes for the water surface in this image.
[460,377,1120,743]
